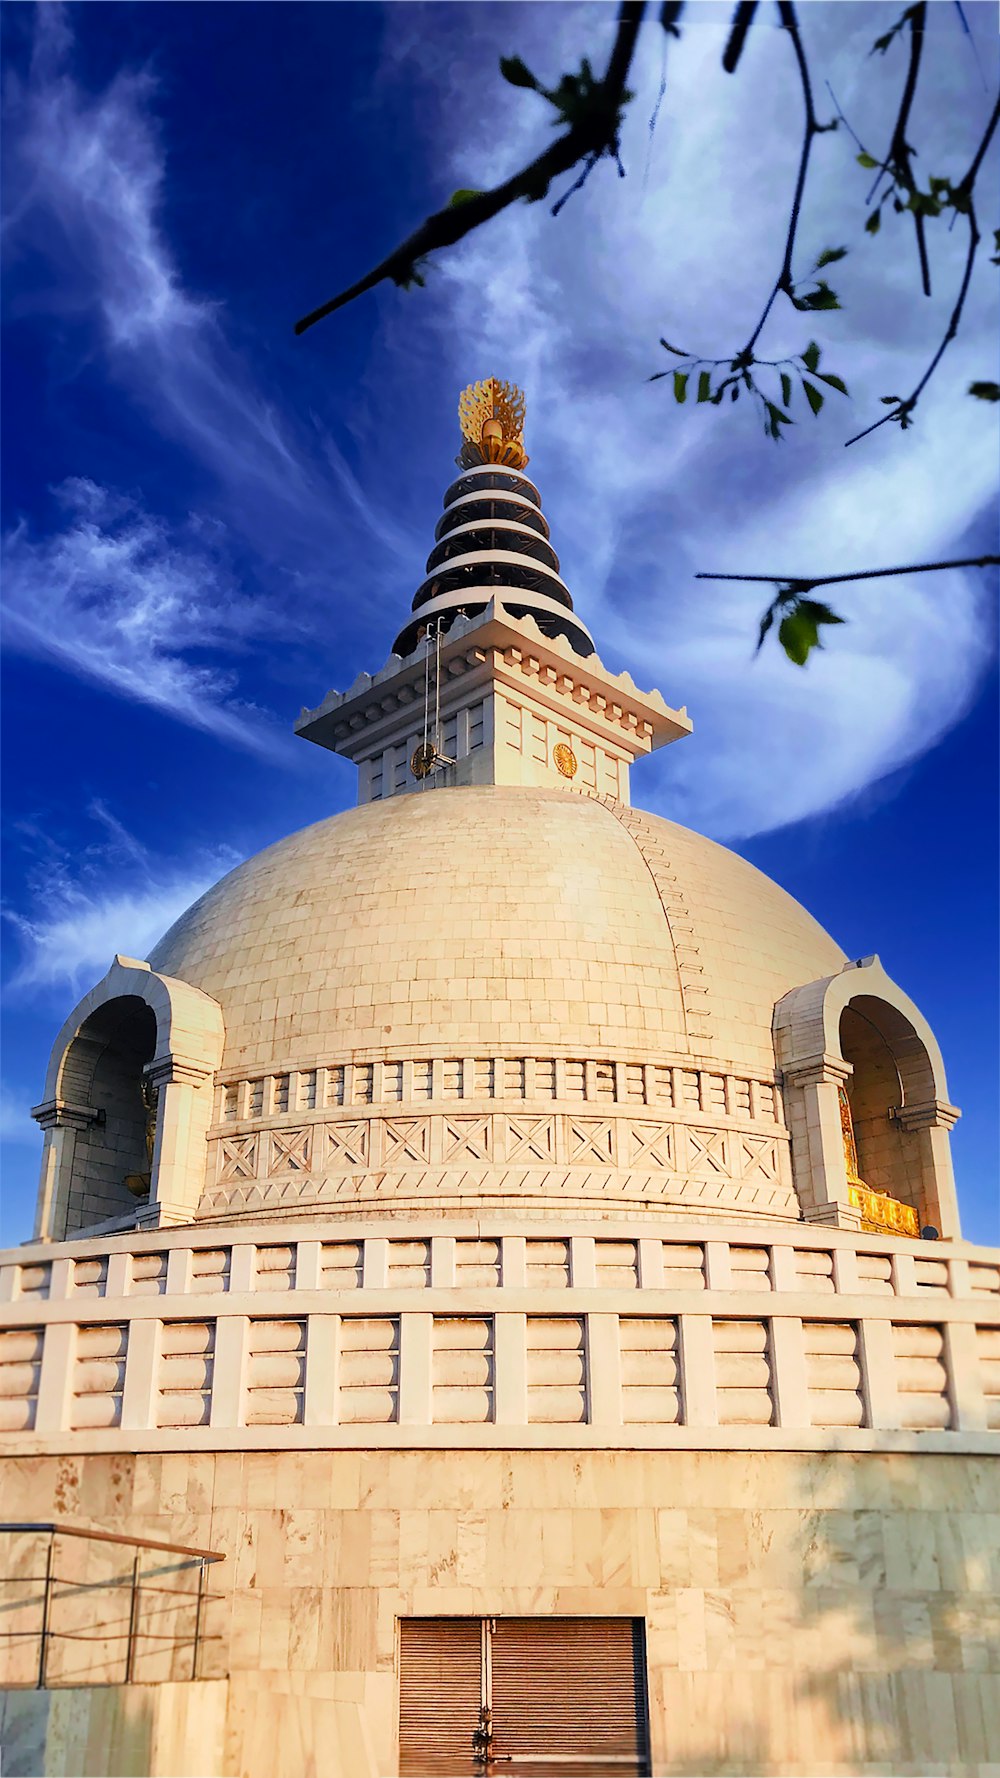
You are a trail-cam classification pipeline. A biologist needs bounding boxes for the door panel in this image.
[399,1617,482,1775]
[398,1616,648,1776]
[491,1618,648,1776]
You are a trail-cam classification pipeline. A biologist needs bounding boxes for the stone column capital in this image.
[30,1098,103,1134]
[143,1056,214,1091]
[781,1052,854,1090]
[895,1098,961,1133]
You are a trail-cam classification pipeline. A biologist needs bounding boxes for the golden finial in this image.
[456,377,529,470]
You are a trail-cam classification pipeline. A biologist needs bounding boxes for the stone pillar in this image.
[30,1101,103,1241]
[142,1057,215,1227]
[781,1053,862,1230]
[895,1099,961,1238]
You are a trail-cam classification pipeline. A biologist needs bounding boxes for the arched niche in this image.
[32,956,224,1240]
[774,956,960,1238]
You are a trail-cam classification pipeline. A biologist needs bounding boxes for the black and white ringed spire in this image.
[392,380,595,660]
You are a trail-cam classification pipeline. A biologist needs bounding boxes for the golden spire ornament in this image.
[456,377,529,470]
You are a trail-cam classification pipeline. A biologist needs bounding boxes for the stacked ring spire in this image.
[392,378,595,659]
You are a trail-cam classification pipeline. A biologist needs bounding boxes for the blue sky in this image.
[1,2,997,1245]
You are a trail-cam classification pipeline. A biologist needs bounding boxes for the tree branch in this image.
[845,84,998,446]
[888,3,931,297]
[844,199,980,446]
[696,556,1000,591]
[746,1,828,351]
[698,554,999,663]
[959,83,1000,190]
[722,2,758,75]
[293,1,647,336]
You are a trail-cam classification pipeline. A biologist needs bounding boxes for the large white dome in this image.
[149,786,845,1082]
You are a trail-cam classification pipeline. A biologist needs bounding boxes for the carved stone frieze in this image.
[199,1160,798,1221]
[214,1111,787,1190]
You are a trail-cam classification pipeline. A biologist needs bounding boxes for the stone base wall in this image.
[1,1449,997,1777]
[0,1680,228,1778]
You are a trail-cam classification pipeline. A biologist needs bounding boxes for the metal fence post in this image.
[124,1550,141,1684]
[36,1532,55,1689]
[191,1559,207,1680]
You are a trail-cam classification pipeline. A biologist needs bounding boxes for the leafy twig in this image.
[697,555,1000,663]
[696,556,1000,591]
[823,79,868,156]
[293,1,647,336]
[845,200,981,445]
[653,3,843,437]
[651,336,847,437]
[848,71,998,444]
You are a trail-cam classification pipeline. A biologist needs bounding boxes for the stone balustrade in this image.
[2,1221,997,1452]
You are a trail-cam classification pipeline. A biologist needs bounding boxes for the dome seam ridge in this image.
[580,792,713,1051]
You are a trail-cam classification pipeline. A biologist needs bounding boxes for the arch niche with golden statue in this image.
[774,955,961,1238]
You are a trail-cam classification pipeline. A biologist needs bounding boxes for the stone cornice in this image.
[30,1099,103,1133]
[780,1052,854,1089]
[296,603,690,763]
[895,1098,962,1132]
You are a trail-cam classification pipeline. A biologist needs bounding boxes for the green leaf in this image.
[697,370,711,403]
[448,189,484,208]
[857,151,879,169]
[780,372,792,408]
[765,400,793,439]
[500,54,540,90]
[673,370,689,404]
[803,380,824,416]
[659,338,690,357]
[777,598,842,664]
[816,372,848,395]
[778,607,818,664]
[969,381,1000,402]
[802,341,820,373]
[865,209,881,235]
[801,281,840,311]
[816,246,848,268]
[880,395,902,404]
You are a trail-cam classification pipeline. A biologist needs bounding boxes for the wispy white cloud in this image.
[381,2,998,837]
[6,32,312,537]
[2,478,287,753]
[2,10,422,737]
[3,801,238,996]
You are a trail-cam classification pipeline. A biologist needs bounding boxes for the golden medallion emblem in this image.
[553,743,578,779]
[410,741,437,779]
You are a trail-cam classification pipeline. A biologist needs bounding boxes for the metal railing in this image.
[0,1521,225,1688]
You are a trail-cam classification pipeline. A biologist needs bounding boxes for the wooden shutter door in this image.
[398,1617,482,1775]
[490,1617,649,1775]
